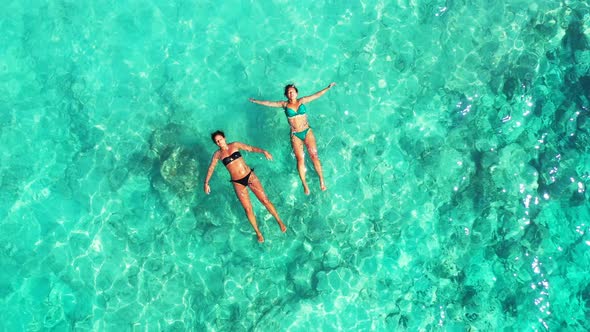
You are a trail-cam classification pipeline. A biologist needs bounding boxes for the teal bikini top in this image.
[284,104,307,118]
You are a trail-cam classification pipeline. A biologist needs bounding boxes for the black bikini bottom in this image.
[230,169,253,187]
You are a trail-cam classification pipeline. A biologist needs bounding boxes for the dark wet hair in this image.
[284,84,298,97]
[211,130,225,142]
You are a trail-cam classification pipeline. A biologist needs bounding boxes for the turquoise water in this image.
[1,0,590,330]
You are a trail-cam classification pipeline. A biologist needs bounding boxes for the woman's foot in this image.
[278,221,287,233]
[302,182,310,195]
[256,232,265,243]
[320,181,327,191]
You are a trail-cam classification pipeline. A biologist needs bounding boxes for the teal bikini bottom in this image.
[292,127,311,141]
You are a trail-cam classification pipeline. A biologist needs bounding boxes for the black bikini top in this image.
[222,151,242,166]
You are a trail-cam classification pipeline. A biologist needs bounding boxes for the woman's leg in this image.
[248,173,287,232]
[304,130,327,191]
[233,182,264,242]
[291,135,310,194]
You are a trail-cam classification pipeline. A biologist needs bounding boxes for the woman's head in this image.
[284,84,298,98]
[211,130,225,144]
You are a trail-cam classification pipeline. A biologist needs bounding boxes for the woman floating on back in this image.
[204,130,286,243]
[249,82,336,194]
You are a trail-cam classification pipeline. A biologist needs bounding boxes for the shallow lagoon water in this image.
[1,0,590,331]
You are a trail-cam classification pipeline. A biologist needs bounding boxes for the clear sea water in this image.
[1,0,590,331]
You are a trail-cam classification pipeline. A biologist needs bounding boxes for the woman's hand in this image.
[204,183,211,194]
[263,151,273,160]
[248,98,256,103]
[328,82,336,88]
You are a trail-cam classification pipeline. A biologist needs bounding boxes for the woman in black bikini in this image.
[204,130,286,243]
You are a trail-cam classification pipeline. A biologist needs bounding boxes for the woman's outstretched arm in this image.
[237,142,273,160]
[299,82,336,104]
[249,98,285,108]
[204,152,220,194]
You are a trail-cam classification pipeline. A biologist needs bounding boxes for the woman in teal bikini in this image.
[204,130,286,243]
[249,82,336,194]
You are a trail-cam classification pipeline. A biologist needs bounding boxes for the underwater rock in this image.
[160,147,199,195]
[574,50,590,77]
[491,143,538,195]
[149,123,183,159]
